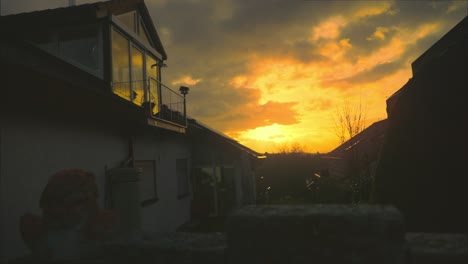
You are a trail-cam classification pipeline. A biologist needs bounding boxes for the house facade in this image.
[187,120,263,219]
[0,0,261,261]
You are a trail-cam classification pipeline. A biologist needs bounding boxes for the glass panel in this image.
[116,11,136,33]
[138,19,153,48]
[59,26,100,73]
[29,31,58,54]
[131,46,144,106]
[146,55,159,115]
[112,29,131,100]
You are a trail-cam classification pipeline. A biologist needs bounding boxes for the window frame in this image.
[110,14,162,61]
[111,27,132,100]
[130,44,146,105]
[110,24,162,106]
[27,23,104,78]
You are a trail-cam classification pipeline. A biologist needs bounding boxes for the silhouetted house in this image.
[321,119,388,202]
[325,119,388,180]
[373,15,468,233]
[0,0,261,261]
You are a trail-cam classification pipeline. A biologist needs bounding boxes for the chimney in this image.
[69,0,76,6]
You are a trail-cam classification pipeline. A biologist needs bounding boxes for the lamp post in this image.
[179,86,189,127]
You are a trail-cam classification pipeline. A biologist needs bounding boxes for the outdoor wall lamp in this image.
[179,86,189,96]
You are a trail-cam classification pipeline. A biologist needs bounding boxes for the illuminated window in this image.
[111,16,163,108]
[146,55,159,114]
[111,29,131,100]
[131,46,144,105]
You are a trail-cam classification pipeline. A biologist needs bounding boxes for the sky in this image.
[2,0,467,154]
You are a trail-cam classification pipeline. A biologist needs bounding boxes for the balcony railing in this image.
[112,78,186,128]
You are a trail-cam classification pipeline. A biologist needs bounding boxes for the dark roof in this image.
[326,119,388,157]
[411,15,468,75]
[387,16,468,118]
[0,0,167,60]
[386,78,413,118]
[187,118,265,159]
[0,37,147,127]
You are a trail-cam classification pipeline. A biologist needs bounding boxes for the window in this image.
[59,26,100,74]
[111,26,163,109]
[29,30,57,54]
[28,24,103,78]
[116,11,137,33]
[134,160,158,206]
[176,158,190,198]
[146,55,159,115]
[131,46,144,105]
[111,29,131,100]
[138,19,153,48]
[116,10,154,50]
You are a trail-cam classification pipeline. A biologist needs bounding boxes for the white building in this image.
[0,0,263,261]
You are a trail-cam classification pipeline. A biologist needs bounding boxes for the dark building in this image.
[373,15,468,233]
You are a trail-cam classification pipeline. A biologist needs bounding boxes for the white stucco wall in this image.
[0,117,127,261]
[133,132,192,234]
[0,117,192,262]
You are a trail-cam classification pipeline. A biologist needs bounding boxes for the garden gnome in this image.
[20,169,118,261]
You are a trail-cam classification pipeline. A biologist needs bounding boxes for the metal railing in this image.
[148,77,186,126]
[112,78,186,127]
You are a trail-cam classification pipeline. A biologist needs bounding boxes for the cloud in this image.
[351,1,394,18]
[204,99,300,132]
[306,98,334,111]
[447,1,467,14]
[172,76,202,86]
[367,27,394,41]
[3,0,466,153]
[311,16,347,41]
[319,21,444,88]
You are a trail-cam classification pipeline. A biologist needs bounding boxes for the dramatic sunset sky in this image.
[3,0,467,154]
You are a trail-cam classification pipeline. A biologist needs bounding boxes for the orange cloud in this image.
[306,98,334,111]
[172,75,202,86]
[311,16,347,41]
[160,1,462,154]
[447,1,467,14]
[352,2,394,18]
[209,99,300,133]
[367,26,394,41]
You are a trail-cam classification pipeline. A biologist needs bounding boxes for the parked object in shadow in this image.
[19,169,119,262]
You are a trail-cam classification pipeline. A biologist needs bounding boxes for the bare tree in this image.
[333,99,367,144]
[277,142,306,154]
